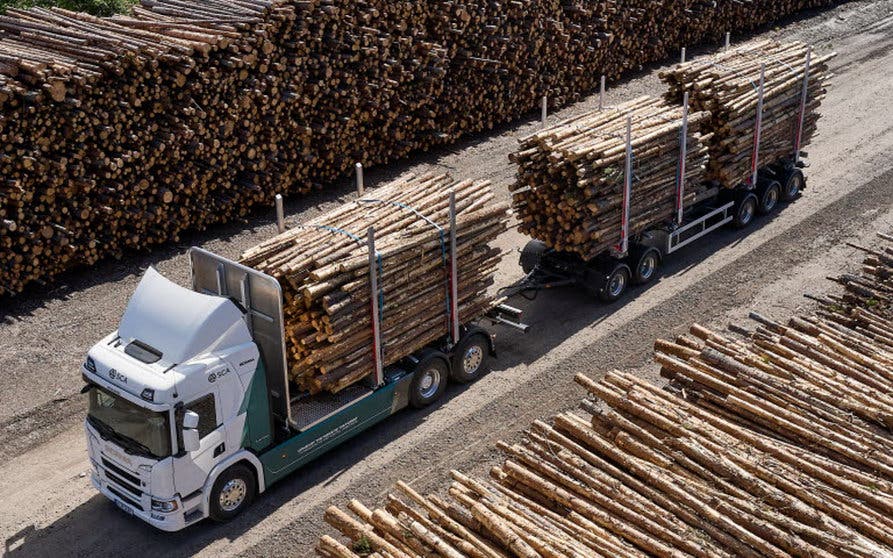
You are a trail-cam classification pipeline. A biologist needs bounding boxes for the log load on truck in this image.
[80,176,525,531]
[79,40,832,532]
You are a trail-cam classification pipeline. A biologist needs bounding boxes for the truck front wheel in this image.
[209,464,256,522]
[410,351,449,408]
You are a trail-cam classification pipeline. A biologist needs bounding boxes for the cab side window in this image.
[186,395,218,439]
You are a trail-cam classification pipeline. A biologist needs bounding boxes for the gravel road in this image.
[2,1,892,556]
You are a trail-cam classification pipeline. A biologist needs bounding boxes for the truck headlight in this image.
[151,498,179,513]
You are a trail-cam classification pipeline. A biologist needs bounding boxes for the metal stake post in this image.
[680,47,686,64]
[540,95,548,127]
[676,92,689,225]
[794,46,812,165]
[751,64,766,188]
[275,194,285,233]
[367,227,383,385]
[448,191,460,344]
[599,75,605,111]
[725,32,731,50]
[619,117,632,256]
[355,162,364,196]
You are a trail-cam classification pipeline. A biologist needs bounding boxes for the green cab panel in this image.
[259,376,410,485]
[241,360,274,452]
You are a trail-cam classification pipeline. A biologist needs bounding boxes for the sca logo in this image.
[108,369,128,384]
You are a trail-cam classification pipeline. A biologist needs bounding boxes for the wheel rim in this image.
[787,176,801,197]
[740,199,755,224]
[419,367,441,399]
[608,271,627,297]
[764,188,778,211]
[219,478,247,512]
[639,254,656,281]
[463,345,484,375]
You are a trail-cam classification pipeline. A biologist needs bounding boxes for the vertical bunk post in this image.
[619,116,632,256]
[794,46,812,165]
[448,191,460,345]
[599,75,606,111]
[676,92,690,225]
[367,227,383,385]
[751,64,766,189]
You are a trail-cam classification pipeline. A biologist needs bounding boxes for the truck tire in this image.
[631,248,661,285]
[598,264,631,303]
[410,351,449,408]
[733,193,758,228]
[780,168,804,202]
[756,180,781,214]
[520,240,548,274]
[209,463,256,522]
[451,330,491,384]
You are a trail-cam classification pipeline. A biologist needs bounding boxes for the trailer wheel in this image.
[632,249,661,285]
[410,351,449,408]
[451,331,491,384]
[520,240,548,274]
[209,463,256,522]
[733,193,758,228]
[780,169,804,202]
[757,180,781,214]
[598,264,631,303]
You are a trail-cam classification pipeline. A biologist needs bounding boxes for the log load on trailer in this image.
[80,176,525,531]
[507,41,834,303]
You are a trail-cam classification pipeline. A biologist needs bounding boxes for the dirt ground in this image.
[1,2,892,556]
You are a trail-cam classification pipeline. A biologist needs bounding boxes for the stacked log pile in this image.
[240,173,507,394]
[320,233,893,557]
[0,0,844,296]
[510,97,712,259]
[661,40,836,186]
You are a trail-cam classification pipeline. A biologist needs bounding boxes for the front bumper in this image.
[91,471,198,532]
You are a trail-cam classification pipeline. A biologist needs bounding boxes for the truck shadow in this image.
[1,372,511,557]
[488,206,789,372]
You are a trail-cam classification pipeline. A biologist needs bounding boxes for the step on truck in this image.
[82,247,525,531]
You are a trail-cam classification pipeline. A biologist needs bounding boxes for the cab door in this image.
[172,389,224,495]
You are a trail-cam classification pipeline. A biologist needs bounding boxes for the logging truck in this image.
[82,242,525,531]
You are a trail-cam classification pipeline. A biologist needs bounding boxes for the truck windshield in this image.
[87,386,172,459]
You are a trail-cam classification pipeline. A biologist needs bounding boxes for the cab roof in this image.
[118,267,247,365]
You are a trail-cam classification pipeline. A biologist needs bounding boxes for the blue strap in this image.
[359,197,454,339]
[298,223,385,336]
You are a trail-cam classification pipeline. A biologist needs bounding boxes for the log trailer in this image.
[506,159,806,303]
[505,82,811,303]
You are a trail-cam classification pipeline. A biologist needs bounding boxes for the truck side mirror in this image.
[183,410,200,430]
[182,429,200,453]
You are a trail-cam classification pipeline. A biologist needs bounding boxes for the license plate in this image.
[115,499,134,516]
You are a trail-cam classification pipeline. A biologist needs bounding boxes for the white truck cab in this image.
[83,267,267,531]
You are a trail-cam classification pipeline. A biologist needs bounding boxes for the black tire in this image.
[733,193,758,228]
[520,240,548,274]
[756,180,781,215]
[209,464,256,522]
[409,351,449,408]
[631,249,661,285]
[598,264,631,303]
[451,331,491,383]
[780,168,804,202]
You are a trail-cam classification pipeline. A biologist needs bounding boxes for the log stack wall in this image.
[0,0,843,295]
[320,232,893,557]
